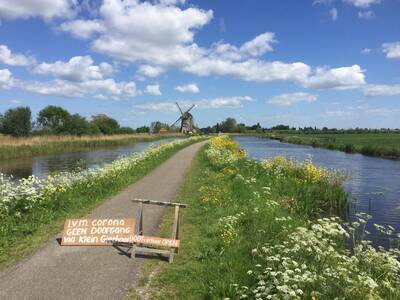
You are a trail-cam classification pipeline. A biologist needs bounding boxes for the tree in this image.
[91,114,120,134]
[220,117,237,133]
[64,114,100,136]
[150,121,169,133]
[136,126,150,133]
[37,105,71,133]
[118,127,135,134]
[0,106,32,136]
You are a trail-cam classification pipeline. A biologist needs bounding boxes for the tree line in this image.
[0,106,137,137]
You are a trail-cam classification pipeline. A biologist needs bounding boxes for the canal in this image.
[234,136,400,246]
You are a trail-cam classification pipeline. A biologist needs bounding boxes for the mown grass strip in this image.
[144,136,400,300]
[0,137,204,271]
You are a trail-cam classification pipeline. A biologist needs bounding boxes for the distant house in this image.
[159,128,168,134]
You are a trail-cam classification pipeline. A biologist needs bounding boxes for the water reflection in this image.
[233,136,400,246]
[0,138,177,180]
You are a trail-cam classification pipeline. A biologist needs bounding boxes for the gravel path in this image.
[0,141,207,300]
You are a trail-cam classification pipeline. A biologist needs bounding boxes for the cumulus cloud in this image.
[33,56,114,81]
[0,44,36,66]
[59,19,105,39]
[304,65,365,89]
[329,8,338,20]
[175,83,199,93]
[361,48,372,54]
[382,42,400,59]
[268,92,318,106]
[325,104,400,118]
[136,65,165,78]
[136,96,254,112]
[343,0,381,8]
[145,84,161,96]
[0,68,13,89]
[363,84,400,96]
[358,10,375,19]
[0,0,77,20]
[56,0,366,90]
[20,78,138,99]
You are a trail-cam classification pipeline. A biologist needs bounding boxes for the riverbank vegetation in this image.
[0,133,182,159]
[0,136,204,270]
[267,131,400,159]
[145,136,400,299]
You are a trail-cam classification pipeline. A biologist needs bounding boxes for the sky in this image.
[0,0,399,129]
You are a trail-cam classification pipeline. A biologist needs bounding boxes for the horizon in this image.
[0,0,399,128]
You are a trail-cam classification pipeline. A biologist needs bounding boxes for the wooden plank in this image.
[61,218,135,246]
[133,235,180,248]
[135,247,171,256]
[132,198,188,208]
[169,205,180,262]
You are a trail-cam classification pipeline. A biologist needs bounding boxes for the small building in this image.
[159,127,168,134]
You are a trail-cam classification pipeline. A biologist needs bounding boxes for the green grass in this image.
[0,138,202,271]
[141,137,399,299]
[266,132,400,159]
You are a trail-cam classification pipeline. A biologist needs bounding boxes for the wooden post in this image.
[131,198,187,263]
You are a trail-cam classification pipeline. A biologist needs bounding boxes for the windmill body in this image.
[171,102,196,134]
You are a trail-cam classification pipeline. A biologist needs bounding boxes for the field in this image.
[138,136,400,299]
[0,133,182,159]
[266,132,400,159]
[0,136,204,270]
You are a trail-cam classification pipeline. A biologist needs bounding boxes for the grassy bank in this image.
[0,133,182,159]
[266,132,400,159]
[144,136,400,299]
[0,136,204,270]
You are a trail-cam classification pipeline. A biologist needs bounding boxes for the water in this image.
[0,138,178,180]
[233,136,400,246]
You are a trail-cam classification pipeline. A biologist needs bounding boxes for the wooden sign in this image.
[133,235,180,248]
[61,218,135,246]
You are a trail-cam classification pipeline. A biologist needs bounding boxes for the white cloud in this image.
[175,83,199,93]
[157,0,186,5]
[361,48,372,54]
[10,99,21,104]
[343,0,381,9]
[358,10,375,19]
[363,84,400,96]
[382,42,400,59]
[135,96,254,112]
[145,84,161,96]
[325,104,400,118]
[33,56,114,81]
[83,0,213,66]
[0,44,36,66]
[268,92,318,106]
[0,68,13,89]
[329,8,338,20]
[57,1,366,90]
[59,19,105,39]
[0,0,77,20]
[304,65,365,89]
[136,65,165,78]
[19,78,138,99]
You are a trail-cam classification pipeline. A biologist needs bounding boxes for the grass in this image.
[140,136,400,299]
[266,131,400,159]
[0,133,182,159]
[0,137,204,271]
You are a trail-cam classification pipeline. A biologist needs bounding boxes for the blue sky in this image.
[0,0,399,128]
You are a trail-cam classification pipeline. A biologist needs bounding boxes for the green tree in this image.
[64,114,100,136]
[91,114,120,134]
[220,117,237,133]
[150,121,169,133]
[136,126,150,133]
[37,105,71,133]
[0,106,32,136]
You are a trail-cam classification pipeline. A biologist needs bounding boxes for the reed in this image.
[0,133,182,159]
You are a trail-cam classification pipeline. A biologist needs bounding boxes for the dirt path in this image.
[0,141,207,300]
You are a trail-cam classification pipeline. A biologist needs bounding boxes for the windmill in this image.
[171,102,196,133]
